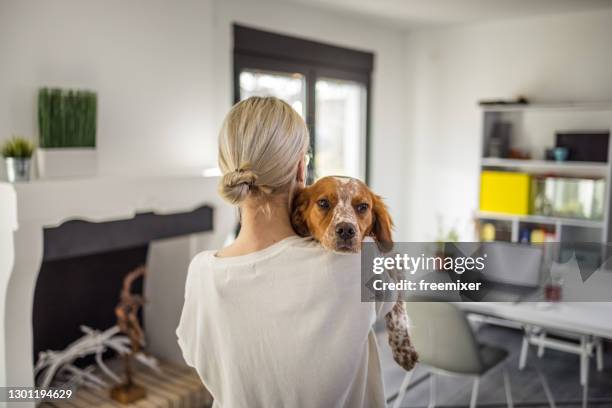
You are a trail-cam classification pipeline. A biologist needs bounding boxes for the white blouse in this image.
[176,235,392,408]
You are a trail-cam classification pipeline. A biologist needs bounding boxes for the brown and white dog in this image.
[291,176,418,371]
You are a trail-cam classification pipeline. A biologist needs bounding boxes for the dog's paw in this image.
[393,346,419,371]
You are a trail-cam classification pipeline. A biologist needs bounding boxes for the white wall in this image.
[0,0,410,238]
[212,0,410,238]
[0,0,216,178]
[404,8,612,241]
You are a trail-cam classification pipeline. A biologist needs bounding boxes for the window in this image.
[315,78,367,178]
[239,69,306,118]
[233,24,373,182]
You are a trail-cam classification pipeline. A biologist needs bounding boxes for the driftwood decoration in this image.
[111,265,148,403]
[34,327,160,389]
[35,325,131,389]
[115,266,146,353]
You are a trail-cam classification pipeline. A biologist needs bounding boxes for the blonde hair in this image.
[218,96,310,205]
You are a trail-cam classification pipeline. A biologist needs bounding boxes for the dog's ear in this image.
[291,187,311,237]
[371,193,394,253]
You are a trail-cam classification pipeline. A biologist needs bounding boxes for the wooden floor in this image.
[378,324,612,408]
[39,360,212,408]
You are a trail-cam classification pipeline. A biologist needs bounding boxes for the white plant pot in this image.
[36,148,98,179]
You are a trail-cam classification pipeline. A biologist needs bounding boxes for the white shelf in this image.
[481,158,609,177]
[481,102,612,113]
[476,211,604,229]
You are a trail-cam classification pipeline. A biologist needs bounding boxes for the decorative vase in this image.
[5,157,32,182]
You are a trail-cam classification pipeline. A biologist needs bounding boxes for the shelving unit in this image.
[476,211,603,242]
[481,158,609,178]
[477,102,612,247]
[477,211,604,229]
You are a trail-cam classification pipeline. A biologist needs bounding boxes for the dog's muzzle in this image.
[335,222,358,252]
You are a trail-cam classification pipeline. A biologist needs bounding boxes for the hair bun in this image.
[217,97,310,206]
[219,167,261,204]
[228,168,258,187]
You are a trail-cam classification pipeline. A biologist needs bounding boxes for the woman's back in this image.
[177,236,388,408]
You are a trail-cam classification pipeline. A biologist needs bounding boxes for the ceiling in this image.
[283,0,612,27]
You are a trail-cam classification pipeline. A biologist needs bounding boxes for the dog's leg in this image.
[385,301,418,371]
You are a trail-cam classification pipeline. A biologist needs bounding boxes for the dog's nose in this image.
[335,222,356,240]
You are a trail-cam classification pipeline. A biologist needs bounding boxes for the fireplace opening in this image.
[31,206,213,373]
[33,245,147,366]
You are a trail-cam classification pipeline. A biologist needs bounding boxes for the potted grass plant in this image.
[37,87,97,178]
[1,137,35,182]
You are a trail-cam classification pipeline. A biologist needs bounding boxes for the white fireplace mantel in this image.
[0,175,235,404]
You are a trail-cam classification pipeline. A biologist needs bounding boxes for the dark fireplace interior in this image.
[33,246,147,366]
[32,205,213,368]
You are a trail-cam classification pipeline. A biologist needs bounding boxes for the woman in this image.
[177,96,391,407]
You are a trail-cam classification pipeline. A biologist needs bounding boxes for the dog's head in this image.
[291,176,393,253]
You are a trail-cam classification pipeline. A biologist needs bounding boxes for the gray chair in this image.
[392,302,513,408]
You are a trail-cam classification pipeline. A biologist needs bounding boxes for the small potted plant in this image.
[1,137,35,182]
[434,216,459,271]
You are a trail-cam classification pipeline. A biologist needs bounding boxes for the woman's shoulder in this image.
[287,236,323,250]
[185,250,214,283]
[187,237,361,271]
[286,237,361,266]
[189,250,214,268]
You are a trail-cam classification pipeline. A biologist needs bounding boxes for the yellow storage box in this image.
[480,171,530,215]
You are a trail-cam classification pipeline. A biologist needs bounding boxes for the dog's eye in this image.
[356,203,369,214]
[317,199,330,210]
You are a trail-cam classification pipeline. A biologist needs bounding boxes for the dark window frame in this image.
[233,24,374,183]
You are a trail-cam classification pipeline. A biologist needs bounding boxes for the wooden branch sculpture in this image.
[110,265,147,403]
[115,266,146,353]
